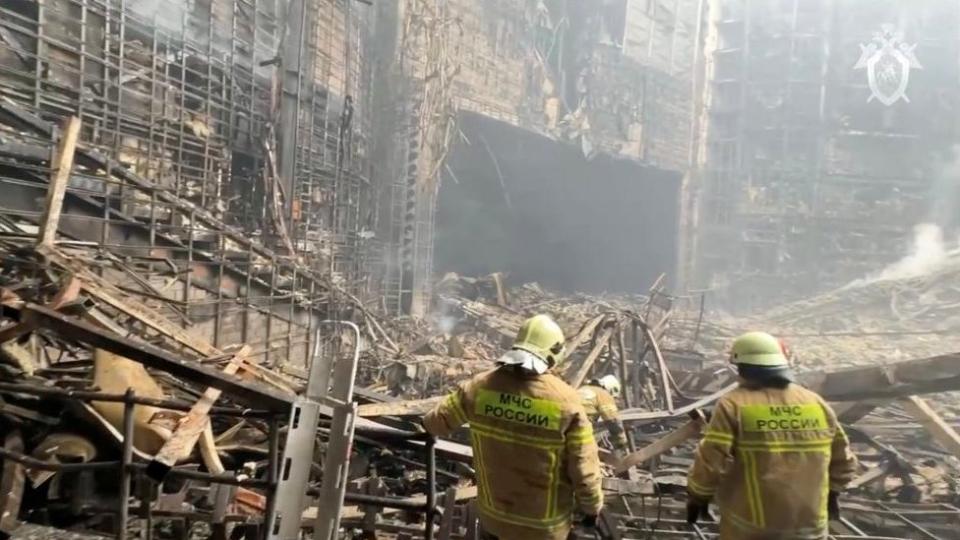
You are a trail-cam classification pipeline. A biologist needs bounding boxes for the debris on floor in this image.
[3,234,960,539]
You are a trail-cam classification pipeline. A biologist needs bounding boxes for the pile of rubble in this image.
[4,233,960,539]
[356,272,960,539]
[0,238,480,539]
[3,234,960,539]
[351,270,960,538]
[354,272,678,399]
[0,241,290,538]
[758,251,960,369]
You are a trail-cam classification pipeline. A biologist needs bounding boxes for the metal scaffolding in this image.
[0,0,378,365]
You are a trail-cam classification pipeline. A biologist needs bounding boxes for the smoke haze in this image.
[849,147,960,287]
[864,223,952,283]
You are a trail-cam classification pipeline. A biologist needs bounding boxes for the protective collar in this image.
[496,349,549,375]
[737,364,794,388]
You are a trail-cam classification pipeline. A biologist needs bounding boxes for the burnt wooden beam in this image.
[615,410,706,474]
[847,464,890,491]
[621,382,737,423]
[621,352,960,422]
[806,352,960,402]
[37,116,81,247]
[835,401,887,424]
[148,346,253,480]
[563,315,605,361]
[900,395,960,460]
[357,396,442,418]
[566,324,614,388]
[21,304,291,411]
[0,97,54,137]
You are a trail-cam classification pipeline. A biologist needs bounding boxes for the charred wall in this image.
[444,0,703,172]
[435,112,681,294]
[385,0,705,312]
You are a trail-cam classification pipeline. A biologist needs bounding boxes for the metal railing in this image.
[311,425,439,540]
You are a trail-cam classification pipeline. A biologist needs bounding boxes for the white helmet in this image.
[598,375,621,398]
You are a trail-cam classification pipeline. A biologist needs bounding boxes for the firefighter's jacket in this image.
[687,381,858,540]
[577,385,629,451]
[424,367,604,540]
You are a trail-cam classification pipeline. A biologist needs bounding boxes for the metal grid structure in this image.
[379,0,461,317]
[0,0,377,364]
[695,0,960,311]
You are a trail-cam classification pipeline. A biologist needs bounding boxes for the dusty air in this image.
[0,0,956,539]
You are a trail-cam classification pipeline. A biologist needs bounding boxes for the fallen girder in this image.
[620,352,960,423]
[19,304,291,411]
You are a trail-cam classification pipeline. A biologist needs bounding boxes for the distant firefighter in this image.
[578,375,629,455]
[686,332,858,539]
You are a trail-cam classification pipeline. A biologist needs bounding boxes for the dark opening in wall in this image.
[435,112,681,294]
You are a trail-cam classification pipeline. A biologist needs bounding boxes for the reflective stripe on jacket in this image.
[578,385,628,451]
[687,381,858,540]
[424,367,603,540]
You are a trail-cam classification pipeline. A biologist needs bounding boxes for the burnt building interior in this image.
[695,0,960,311]
[0,0,959,539]
[436,111,681,294]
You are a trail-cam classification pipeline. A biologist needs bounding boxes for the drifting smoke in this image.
[862,223,952,283]
[435,314,458,335]
[128,0,189,33]
[429,298,461,335]
[848,147,960,287]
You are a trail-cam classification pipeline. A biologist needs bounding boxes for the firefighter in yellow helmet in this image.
[579,375,629,455]
[424,314,603,540]
[686,332,858,539]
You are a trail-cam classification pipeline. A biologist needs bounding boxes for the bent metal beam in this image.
[21,304,293,411]
[620,352,960,422]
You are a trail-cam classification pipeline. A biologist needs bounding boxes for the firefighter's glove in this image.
[580,514,598,529]
[828,491,841,520]
[686,497,709,525]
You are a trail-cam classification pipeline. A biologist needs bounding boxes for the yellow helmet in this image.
[513,314,566,368]
[730,332,788,368]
